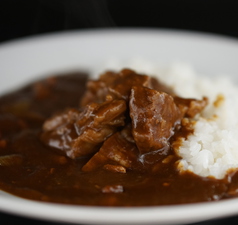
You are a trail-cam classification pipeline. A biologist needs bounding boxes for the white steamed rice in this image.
[97,59,238,179]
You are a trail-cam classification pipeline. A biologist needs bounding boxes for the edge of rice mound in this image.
[99,58,238,179]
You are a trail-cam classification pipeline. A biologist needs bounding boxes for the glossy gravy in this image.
[0,71,237,206]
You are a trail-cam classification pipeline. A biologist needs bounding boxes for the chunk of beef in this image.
[41,109,83,155]
[82,130,141,172]
[70,99,127,158]
[80,79,109,106]
[174,97,208,118]
[42,108,79,132]
[129,86,182,154]
[81,69,172,106]
[41,98,126,158]
[41,68,208,174]
[120,123,135,144]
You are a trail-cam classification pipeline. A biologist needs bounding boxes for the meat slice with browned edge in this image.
[129,86,182,154]
[81,68,169,105]
[82,126,141,172]
[41,68,208,172]
[41,98,126,158]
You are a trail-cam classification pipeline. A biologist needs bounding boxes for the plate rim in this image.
[0,28,238,224]
[1,27,238,47]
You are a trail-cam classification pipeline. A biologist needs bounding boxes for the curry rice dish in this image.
[0,66,238,206]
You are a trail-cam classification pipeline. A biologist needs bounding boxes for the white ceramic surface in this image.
[0,29,238,224]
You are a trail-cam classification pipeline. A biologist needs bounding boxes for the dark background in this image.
[0,0,238,43]
[0,0,238,224]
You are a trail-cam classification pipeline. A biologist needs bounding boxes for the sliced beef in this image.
[41,108,84,156]
[41,98,126,158]
[80,69,171,106]
[70,99,126,158]
[129,86,182,154]
[174,97,208,118]
[82,129,141,172]
[42,108,79,132]
[80,79,109,106]
[41,68,208,173]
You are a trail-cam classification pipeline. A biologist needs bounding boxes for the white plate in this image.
[0,29,238,224]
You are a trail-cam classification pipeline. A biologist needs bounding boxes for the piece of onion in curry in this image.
[0,69,238,206]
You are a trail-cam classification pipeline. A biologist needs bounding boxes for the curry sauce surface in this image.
[0,72,237,206]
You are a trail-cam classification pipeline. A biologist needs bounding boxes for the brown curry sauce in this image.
[0,70,237,206]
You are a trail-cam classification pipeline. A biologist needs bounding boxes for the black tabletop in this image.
[1,0,238,43]
[1,210,238,225]
[0,0,238,224]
